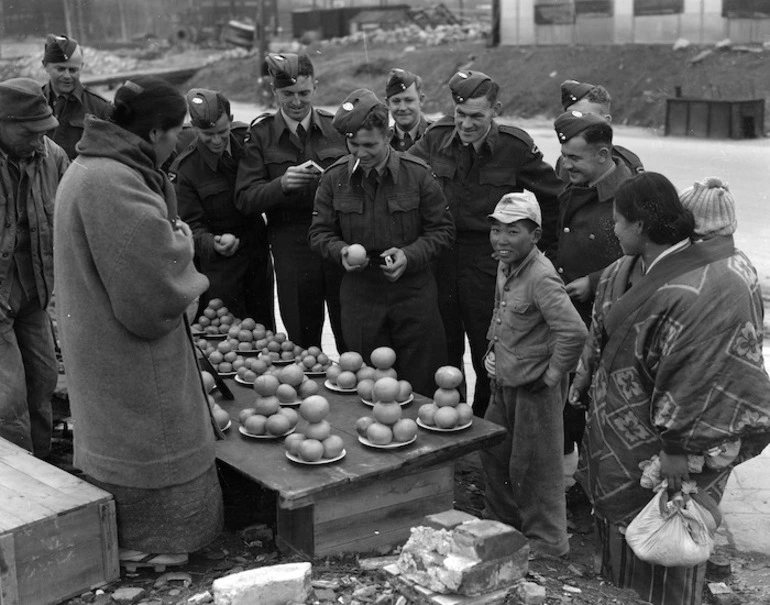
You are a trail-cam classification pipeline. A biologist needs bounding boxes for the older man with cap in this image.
[42,33,111,160]
[557,79,643,178]
[410,70,562,417]
[308,89,455,397]
[553,109,632,464]
[169,89,274,326]
[0,77,69,457]
[236,52,348,351]
[385,68,431,152]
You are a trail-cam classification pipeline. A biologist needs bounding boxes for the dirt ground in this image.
[47,421,770,605]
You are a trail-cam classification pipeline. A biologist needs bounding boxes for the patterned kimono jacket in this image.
[576,236,770,525]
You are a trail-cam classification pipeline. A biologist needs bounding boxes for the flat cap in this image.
[560,79,594,111]
[0,78,58,132]
[186,88,226,129]
[449,70,492,104]
[332,88,385,138]
[385,68,418,98]
[265,53,306,88]
[43,33,79,64]
[554,110,609,143]
[488,192,541,227]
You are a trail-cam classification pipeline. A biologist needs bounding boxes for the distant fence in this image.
[501,0,770,45]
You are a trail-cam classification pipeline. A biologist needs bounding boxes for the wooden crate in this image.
[276,462,455,557]
[0,438,119,605]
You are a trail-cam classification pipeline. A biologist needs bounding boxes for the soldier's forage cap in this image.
[679,177,737,238]
[186,88,226,129]
[265,53,306,88]
[449,70,492,104]
[488,192,541,227]
[554,110,609,143]
[560,79,594,110]
[332,88,385,138]
[0,78,58,132]
[43,33,79,64]
[385,68,418,98]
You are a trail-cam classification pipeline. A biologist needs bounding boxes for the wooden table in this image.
[213,377,506,558]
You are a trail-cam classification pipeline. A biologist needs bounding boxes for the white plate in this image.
[234,375,255,386]
[416,418,473,432]
[358,435,416,449]
[361,394,414,407]
[324,379,357,393]
[285,449,346,465]
[272,358,297,366]
[217,371,237,378]
[278,399,302,407]
[304,368,332,377]
[199,332,227,340]
[238,425,295,439]
[219,420,232,431]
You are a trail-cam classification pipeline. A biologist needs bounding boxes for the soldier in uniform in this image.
[384,68,431,152]
[410,70,562,417]
[308,89,455,397]
[236,53,348,350]
[553,110,633,457]
[41,34,111,160]
[557,79,644,178]
[169,89,274,327]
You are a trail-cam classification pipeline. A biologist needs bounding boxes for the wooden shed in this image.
[665,98,765,139]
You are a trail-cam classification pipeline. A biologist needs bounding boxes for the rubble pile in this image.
[320,22,489,48]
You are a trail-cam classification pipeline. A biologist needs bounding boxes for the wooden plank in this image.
[276,505,314,557]
[0,463,85,526]
[314,463,453,524]
[314,491,454,556]
[99,502,120,586]
[14,504,111,605]
[0,451,109,503]
[0,533,19,605]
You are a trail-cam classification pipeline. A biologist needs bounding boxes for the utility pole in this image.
[255,0,271,107]
[62,0,74,38]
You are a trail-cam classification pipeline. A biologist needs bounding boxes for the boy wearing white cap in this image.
[480,192,587,558]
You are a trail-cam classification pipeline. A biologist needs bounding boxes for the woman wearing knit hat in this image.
[569,172,770,605]
[678,176,737,241]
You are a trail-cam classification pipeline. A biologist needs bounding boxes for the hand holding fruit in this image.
[214,233,240,257]
[342,244,369,272]
[380,247,407,282]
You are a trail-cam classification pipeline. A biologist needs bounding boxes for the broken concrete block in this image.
[212,562,311,605]
[111,587,146,605]
[397,521,529,596]
[452,519,529,562]
[514,581,546,605]
[423,509,477,531]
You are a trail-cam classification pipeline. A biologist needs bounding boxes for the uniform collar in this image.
[45,79,85,103]
[347,147,401,185]
[443,120,498,153]
[594,159,633,202]
[276,108,314,137]
[195,134,235,171]
[393,115,428,141]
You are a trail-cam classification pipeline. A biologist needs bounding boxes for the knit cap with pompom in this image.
[679,176,737,238]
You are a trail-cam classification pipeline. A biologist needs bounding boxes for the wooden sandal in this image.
[119,548,188,572]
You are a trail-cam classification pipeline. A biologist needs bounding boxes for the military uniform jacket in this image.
[308,151,455,275]
[43,81,112,160]
[169,123,267,264]
[410,116,561,251]
[554,159,633,320]
[388,115,431,152]
[235,108,348,228]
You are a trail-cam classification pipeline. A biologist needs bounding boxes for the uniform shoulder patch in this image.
[167,171,177,183]
[249,112,274,130]
[499,124,541,154]
[401,153,430,170]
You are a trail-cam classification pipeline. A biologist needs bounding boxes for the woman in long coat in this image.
[54,77,223,569]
